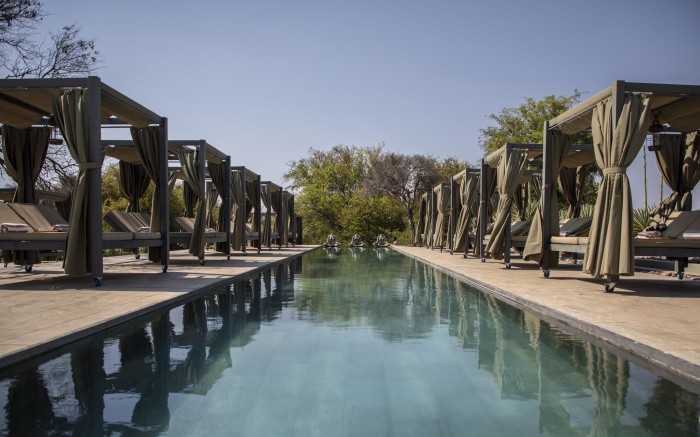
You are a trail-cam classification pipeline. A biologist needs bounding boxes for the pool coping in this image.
[391,245,700,392]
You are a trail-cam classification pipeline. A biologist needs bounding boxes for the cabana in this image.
[261,181,284,249]
[430,182,450,250]
[531,80,700,291]
[167,140,231,264]
[448,167,480,255]
[0,76,168,285]
[230,166,261,255]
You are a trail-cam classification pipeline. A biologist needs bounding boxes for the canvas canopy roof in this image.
[484,143,594,169]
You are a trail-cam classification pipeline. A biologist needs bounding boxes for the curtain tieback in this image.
[499,194,510,200]
[78,162,101,170]
[602,167,626,175]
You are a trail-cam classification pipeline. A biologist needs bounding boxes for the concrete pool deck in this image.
[393,245,700,389]
[0,245,317,368]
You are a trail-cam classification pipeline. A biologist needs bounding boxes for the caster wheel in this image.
[3,263,7,267]
[481,258,486,263]
[94,278,102,287]
[604,282,615,293]
[135,254,140,260]
[543,270,550,278]
[162,266,168,273]
[199,259,205,266]
[244,252,248,257]
[24,265,32,272]
[227,255,231,260]
[678,273,684,280]
[505,263,511,269]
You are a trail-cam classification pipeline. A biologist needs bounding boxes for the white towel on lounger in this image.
[0,223,30,233]
[52,223,69,232]
[138,226,151,233]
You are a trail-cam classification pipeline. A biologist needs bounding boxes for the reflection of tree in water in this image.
[642,378,699,436]
[294,250,435,341]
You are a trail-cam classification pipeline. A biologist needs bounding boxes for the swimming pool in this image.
[0,248,698,436]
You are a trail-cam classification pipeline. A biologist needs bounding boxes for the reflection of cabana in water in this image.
[230,166,261,254]
[165,140,231,264]
[0,76,169,285]
[527,80,700,291]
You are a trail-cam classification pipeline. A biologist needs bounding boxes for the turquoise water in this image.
[0,248,698,436]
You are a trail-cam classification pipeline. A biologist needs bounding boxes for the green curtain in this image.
[208,161,231,253]
[513,183,526,222]
[559,165,588,219]
[271,189,283,245]
[425,193,435,248]
[523,131,573,266]
[583,94,651,279]
[205,186,218,230]
[474,165,497,258]
[261,184,271,247]
[280,192,289,244]
[414,194,427,246]
[432,184,450,248]
[1,125,50,266]
[118,161,150,213]
[51,89,99,275]
[183,181,196,218]
[230,171,244,250]
[178,149,205,259]
[131,126,164,262]
[681,131,700,210]
[454,173,479,253]
[485,151,527,260]
[647,135,683,228]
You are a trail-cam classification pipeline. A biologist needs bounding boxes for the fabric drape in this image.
[559,165,588,219]
[432,184,451,248]
[280,192,289,244]
[681,131,700,210]
[118,161,150,213]
[513,183,526,222]
[261,184,271,247]
[183,181,196,218]
[647,135,684,228]
[454,173,479,253]
[205,186,218,230]
[523,131,573,265]
[1,125,50,265]
[583,94,651,279]
[230,171,244,249]
[474,165,497,258]
[208,161,231,253]
[178,149,206,259]
[484,151,527,260]
[131,126,164,262]
[413,195,427,246]
[51,89,98,275]
[425,193,436,248]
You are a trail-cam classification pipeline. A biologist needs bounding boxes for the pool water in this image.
[0,248,698,436]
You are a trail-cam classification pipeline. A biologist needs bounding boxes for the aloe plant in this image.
[632,205,656,235]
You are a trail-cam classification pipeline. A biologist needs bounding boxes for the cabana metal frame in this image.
[0,76,168,285]
[539,80,700,291]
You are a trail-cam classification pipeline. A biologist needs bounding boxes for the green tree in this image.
[478,91,585,154]
[435,156,468,183]
[339,194,406,244]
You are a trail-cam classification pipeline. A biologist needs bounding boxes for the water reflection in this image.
[0,252,697,436]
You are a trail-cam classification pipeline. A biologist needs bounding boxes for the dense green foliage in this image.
[286,146,466,245]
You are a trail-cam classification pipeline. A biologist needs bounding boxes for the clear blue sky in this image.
[39,0,700,205]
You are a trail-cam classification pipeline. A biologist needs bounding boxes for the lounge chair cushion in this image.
[8,203,54,231]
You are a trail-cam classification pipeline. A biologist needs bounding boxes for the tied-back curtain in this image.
[118,161,150,213]
[178,149,206,259]
[230,171,244,249]
[425,193,436,248]
[261,184,271,246]
[513,183,526,222]
[183,181,196,218]
[647,135,683,228]
[280,192,289,244]
[208,161,231,252]
[131,126,164,262]
[681,131,700,210]
[474,165,497,258]
[245,179,256,224]
[1,125,50,266]
[559,165,588,219]
[454,173,479,253]
[1,125,50,203]
[583,94,651,279]
[271,189,283,244]
[523,131,573,266]
[206,186,218,230]
[485,151,527,260]
[433,185,450,248]
[51,89,101,275]
[414,195,426,246]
